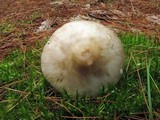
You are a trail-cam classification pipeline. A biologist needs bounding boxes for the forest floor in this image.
[1,1,160,119]
[0,0,160,60]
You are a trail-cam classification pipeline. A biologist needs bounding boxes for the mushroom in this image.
[41,20,124,96]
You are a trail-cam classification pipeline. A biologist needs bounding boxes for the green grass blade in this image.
[146,59,153,120]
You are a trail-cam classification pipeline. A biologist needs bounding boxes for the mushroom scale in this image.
[41,20,124,96]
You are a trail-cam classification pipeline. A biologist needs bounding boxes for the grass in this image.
[18,12,40,24]
[0,22,14,34]
[0,33,160,120]
[146,59,153,120]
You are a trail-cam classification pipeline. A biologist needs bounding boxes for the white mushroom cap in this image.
[41,20,124,96]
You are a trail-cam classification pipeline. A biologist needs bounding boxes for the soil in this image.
[0,0,160,60]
